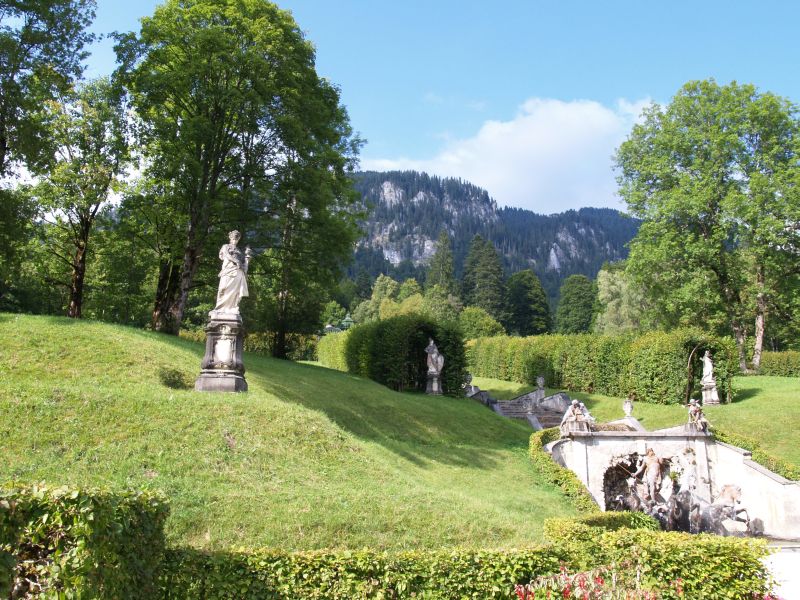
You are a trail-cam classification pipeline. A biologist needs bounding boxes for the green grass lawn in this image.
[473,375,800,468]
[0,314,577,551]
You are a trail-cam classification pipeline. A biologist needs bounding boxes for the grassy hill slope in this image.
[0,314,576,551]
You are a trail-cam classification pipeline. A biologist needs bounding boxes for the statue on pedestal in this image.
[196,230,253,393]
[425,338,444,395]
[559,399,590,437]
[700,350,721,405]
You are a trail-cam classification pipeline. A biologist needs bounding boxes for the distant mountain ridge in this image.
[350,170,640,301]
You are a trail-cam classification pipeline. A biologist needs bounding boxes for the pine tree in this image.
[425,230,458,296]
[505,270,551,335]
[461,235,486,306]
[555,274,597,333]
[468,241,507,323]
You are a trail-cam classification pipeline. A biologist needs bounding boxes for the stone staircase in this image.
[468,387,570,431]
[492,398,564,430]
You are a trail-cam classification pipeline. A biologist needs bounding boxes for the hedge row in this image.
[0,483,169,599]
[1,485,772,599]
[160,546,567,600]
[542,521,771,600]
[319,315,467,397]
[317,329,350,372]
[759,350,800,377]
[467,329,738,404]
[528,428,597,512]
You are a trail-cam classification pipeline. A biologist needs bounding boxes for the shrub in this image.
[759,350,800,377]
[0,483,168,599]
[338,314,466,396]
[542,518,772,599]
[317,330,351,372]
[529,429,597,512]
[160,545,567,600]
[468,329,737,404]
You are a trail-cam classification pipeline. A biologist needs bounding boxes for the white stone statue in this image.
[425,338,445,375]
[213,230,252,314]
[687,398,710,432]
[559,399,586,437]
[634,448,663,502]
[701,350,715,385]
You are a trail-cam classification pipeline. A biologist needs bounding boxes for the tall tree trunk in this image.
[152,196,209,334]
[151,257,182,332]
[752,266,767,370]
[67,241,87,318]
[731,321,748,372]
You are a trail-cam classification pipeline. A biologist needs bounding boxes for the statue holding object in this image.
[196,230,254,393]
[425,338,444,395]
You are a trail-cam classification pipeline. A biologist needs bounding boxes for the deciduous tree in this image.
[30,78,128,318]
[0,0,96,175]
[616,79,800,369]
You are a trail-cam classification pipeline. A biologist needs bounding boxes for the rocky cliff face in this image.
[351,171,639,298]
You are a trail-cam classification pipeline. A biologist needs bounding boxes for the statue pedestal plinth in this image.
[426,372,442,395]
[701,382,720,405]
[195,312,247,393]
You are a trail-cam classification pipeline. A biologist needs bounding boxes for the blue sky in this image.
[86,1,800,214]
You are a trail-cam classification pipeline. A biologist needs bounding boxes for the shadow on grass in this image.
[246,360,528,471]
[159,367,194,390]
[729,385,761,403]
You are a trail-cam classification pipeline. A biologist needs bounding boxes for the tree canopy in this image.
[616,79,800,368]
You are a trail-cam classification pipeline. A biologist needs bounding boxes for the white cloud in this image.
[361,97,651,214]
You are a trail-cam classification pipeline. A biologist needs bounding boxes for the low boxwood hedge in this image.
[0,483,168,599]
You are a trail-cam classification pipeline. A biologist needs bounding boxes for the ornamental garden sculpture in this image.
[195,230,253,392]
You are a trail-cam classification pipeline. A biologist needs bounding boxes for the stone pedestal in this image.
[702,382,720,405]
[195,311,247,392]
[426,372,442,395]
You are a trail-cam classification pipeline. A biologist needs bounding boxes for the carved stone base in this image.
[701,383,720,405]
[426,372,442,395]
[195,312,248,393]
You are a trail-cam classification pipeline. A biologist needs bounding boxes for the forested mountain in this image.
[350,171,640,301]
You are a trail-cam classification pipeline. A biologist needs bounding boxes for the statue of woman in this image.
[701,350,715,385]
[425,338,445,374]
[213,230,252,314]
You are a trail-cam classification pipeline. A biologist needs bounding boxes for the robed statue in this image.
[214,230,253,314]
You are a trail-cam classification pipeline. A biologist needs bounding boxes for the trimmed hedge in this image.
[543,522,772,600]
[317,330,350,372]
[160,546,567,599]
[759,350,800,377]
[0,483,169,599]
[320,314,467,397]
[468,329,738,404]
[2,484,771,599]
[529,429,597,512]
[159,520,769,599]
